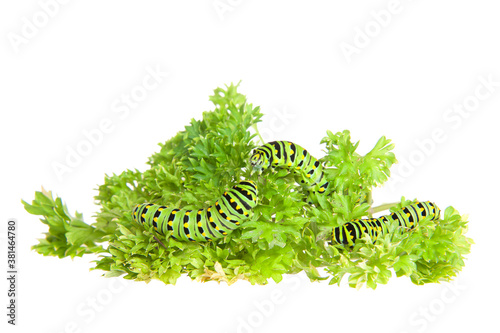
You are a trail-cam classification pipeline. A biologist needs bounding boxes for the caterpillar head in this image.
[428,201,441,220]
[250,150,270,174]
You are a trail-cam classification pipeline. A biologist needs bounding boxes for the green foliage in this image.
[317,203,472,289]
[22,188,106,258]
[22,83,473,288]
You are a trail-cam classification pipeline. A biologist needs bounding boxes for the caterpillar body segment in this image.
[133,180,258,242]
[332,201,441,245]
[250,141,329,202]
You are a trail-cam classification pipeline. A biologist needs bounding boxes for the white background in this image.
[1,1,499,332]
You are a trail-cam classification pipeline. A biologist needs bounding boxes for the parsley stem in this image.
[370,202,400,215]
[252,124,265,145]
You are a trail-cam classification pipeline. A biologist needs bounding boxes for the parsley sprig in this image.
[22,83,472,288]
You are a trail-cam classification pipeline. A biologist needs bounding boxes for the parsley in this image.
[22,83,473,288]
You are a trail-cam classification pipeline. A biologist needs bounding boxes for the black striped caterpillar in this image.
[133,140,439,246]
[332,201,440,245]
[250,141,329,203]
[133,180,258,242]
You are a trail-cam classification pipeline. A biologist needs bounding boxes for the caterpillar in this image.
[332,201,440,245]
[132,180,258,242]
[250,141,329,203]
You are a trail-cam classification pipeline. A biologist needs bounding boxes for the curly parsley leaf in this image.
[23,83,472,288]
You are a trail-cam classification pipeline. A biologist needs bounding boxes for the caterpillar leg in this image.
[331,201,441,245]
[133,180,258,242]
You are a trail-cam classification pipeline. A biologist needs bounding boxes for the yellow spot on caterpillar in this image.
[306,174,311,178]
[207,208,211,212]
[197,222,202,227]
[312,165,316,169]
[187,234,191,238]
[172,211,177,214]
[146,205,151,209]
[198,211,202,215]
[273,159,279,164]
[154,217,158,222]
[168,221,173,226]
[226,217,231,220]
[209,217,214,222]
[224,192,227,195]
[215,226,220,230]
[290,150,294,155]
[202,232,206,236]
[296,166,301,170]
[223,232,227,235]
[158,208,163,211]
[184,223,188,228]
[287,162,292,166]
[236,205,240,210]
[247,191,251,195]
[134,211,137,216]
[274,149,278,154]
[219,209,224,214]
[141,213,145,218]
[230,199,235,203]
[215,201,219,205]
[244,212,248,215]
[185,211,190,216]
[236,222,240,225]
[319,188,325,192]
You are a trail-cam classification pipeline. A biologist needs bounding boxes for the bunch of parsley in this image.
[23,83,473,288]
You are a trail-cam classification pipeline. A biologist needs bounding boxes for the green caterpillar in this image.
[250,141,329,203]
[133,180,258,242]
[332,201,440,245]
[133,140,438,246]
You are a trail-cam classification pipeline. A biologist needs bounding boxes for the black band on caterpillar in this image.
[332,201,440,245]
[132,180,258,242]
[250,141,329,202]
